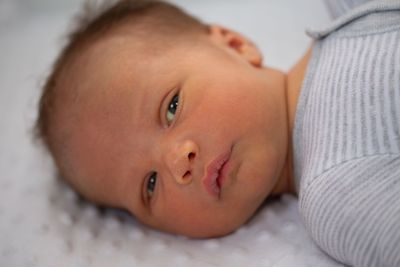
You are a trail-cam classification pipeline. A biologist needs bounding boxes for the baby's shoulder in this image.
[307,0,400,40]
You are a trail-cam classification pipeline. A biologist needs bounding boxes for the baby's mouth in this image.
[202,150,231,198]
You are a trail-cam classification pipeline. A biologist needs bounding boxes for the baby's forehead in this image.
[64,38,143,100]
[68,31,207,114]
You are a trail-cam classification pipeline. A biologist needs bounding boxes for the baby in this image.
[36,0,400,266]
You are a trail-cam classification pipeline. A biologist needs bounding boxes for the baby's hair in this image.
[35,0,207,197]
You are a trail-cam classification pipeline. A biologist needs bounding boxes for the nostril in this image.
[188,152,195,161]
[183,170,191,178]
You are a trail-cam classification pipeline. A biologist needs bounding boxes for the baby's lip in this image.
[202,150,231,198]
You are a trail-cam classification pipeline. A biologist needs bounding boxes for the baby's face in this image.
[67,30,288,237]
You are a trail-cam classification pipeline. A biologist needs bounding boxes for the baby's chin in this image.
[151,216,245,239]
[186,225,238,239]
[169,225,238,239]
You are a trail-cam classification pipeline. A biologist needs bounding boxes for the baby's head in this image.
[36,0,289,238]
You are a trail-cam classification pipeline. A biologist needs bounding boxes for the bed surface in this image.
[0,1,344,266]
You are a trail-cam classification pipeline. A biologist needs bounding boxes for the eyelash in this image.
[146,172,157,200]
[165,92,180,126]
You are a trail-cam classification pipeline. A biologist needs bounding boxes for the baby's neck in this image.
[286,46,312,136]
[272,45,312,196]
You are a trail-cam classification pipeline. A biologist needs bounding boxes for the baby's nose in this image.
[165,140,198,185]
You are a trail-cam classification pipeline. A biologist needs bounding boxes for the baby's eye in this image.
[147,172,157,199]
[166,93,179,125]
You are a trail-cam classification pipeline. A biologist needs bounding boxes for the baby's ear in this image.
[208,24,262,68]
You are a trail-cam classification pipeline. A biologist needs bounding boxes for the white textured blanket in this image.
[0,0,344,266]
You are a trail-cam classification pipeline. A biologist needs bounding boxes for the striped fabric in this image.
[293,1,400,266]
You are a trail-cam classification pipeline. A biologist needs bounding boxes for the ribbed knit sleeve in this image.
[292,1,400,266]
[300,155,400,266]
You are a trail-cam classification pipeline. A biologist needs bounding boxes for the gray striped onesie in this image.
[293,0,400,266]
